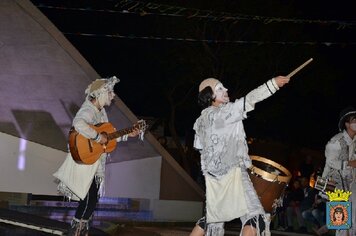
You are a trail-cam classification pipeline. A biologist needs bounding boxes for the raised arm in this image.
[243,76,290,113]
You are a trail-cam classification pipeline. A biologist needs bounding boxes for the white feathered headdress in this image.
[85,76,120,99]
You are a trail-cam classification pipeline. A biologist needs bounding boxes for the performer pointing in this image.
[53,76,140,236]
[190,75,290,236]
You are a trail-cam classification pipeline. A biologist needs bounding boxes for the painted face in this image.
[108,90,115,101]
[346,116,356,132]
[98,90,115,107]
[213,82,229,104]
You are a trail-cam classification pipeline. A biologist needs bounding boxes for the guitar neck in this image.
[108,127,134,140]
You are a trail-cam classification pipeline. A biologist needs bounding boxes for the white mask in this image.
[98,90,115,108]
[350,123,356,132]
[214,82,229,104]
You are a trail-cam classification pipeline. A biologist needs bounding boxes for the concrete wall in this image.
[0,132,66,195]
[149,200,203,222]
[105,156,162,199]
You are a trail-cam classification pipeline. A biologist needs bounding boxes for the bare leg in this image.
[241,225,257,236]
[190,225,205,236]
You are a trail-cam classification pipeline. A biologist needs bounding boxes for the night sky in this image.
[31,0,356,151]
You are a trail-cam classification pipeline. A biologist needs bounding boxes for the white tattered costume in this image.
[322,108,356,236]
[193,78,280,236]
[53,76,128,201]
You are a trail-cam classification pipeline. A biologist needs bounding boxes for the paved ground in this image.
[0,222,331,236]
[0,207,335,236]
[106,224,319,236]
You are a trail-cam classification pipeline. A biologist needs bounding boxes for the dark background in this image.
[30,0,356,152]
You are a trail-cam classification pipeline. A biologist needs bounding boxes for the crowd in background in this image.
[273,156,328,235]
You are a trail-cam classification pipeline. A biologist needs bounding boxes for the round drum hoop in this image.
[249,155,292,184]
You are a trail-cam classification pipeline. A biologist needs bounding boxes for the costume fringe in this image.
[57,182,78,201]
[262,213,271,236]
[95,175,105,198]
[240,214,271,236]
[57,176,104,202]
[206,223,224,236]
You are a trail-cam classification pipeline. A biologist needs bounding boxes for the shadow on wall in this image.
[0,121,19,137]
[59,99,80,121]
[12,109,67,151]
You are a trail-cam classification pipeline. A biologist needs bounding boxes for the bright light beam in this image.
[17,138,27,171]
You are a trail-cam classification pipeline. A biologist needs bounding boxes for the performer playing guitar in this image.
[53,76,142,236]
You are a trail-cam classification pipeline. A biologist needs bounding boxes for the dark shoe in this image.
[285,226,294,232]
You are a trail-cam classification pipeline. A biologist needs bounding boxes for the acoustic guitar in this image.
[69,120,147,164]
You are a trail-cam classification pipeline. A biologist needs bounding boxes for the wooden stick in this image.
[287,58,313,78]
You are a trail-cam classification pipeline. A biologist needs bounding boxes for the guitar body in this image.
[69,122,117,164]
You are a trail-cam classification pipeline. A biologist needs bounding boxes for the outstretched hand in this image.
[274,76,290,88]
[128,128,141,137]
